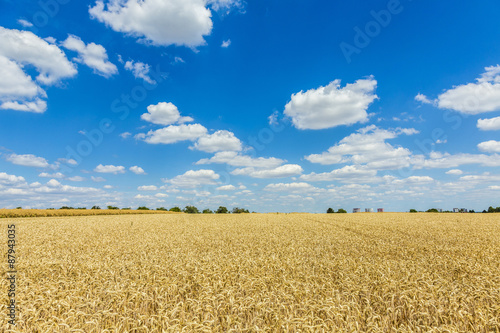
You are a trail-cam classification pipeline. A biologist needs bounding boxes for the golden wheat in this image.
[0,209,180,219]
[1,213,499,331]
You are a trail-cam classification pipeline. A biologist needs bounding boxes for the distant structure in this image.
[353,208,361,213]
[461,208,468,213]
[365,208,374,213]
[453,208,460,213]
[377,208,384,213]
[438,209,443,213]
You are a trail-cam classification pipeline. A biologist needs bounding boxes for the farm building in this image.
[365,208,374,213]
[377,208,384,213]
[353,208,361,213]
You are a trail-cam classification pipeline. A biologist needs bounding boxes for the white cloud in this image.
[91,176,106,182]
[141,102,193,125]
[124,60,156,84]
[208,0,243,11]
[231,164,303,179]
[489,185,500,190]
[0,27,77,112]
[478,140,500,153]
[300,165,378,183]
[163,169,220,187]
[130,166,146,175]
[216,185,236,191]
[6,153,49,168]
[155,193,168,197]
[264,182,315,192]
[415,93,435,105]
[94,164,126,174]
[0,27,76,85]
[305,125,417,170]
[196,151,284,168]
[136,124,208,144]
[17,19,33,27]
[0,172,26,186]
[191,130,242,153]
[62,35,118,78]
[284,77,377,130]
[39,172,64,178]
[103,185,114,189]
[392,176,434,184]
[89,0,213,47]
[138,185,158,191]
[437,65,500,114]
[0,55,47,113]
[221,39,231,48]
[120,132,132,139]
[67,176,86,182]
[58,158,78,166]
[413,152,500,168]
[446,169,463,175]
[477,116,500,131]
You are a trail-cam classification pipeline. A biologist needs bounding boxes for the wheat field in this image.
[1,213,499,332]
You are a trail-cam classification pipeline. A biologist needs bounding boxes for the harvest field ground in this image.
[0,209,179,218]
[1,213,499,332]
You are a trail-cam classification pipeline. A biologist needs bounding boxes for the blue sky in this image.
[1,0,500,212]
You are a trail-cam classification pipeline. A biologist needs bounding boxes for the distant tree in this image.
[337,208,347,214]
[488,206,496,213]
[326,208,334,214]
[183,206,199,214]
[426,208,439,213]
[91,206,101,210]
[107,206,119,210]
[482,210,487,213]
[60,206,74,209]
[216,206,228,214]
[137,206,150,210]
[122,207,131,210]
[232,207,249,214]
[169,207,182,212]
[409,209,418,213]
[156,207,168,211]
[202,209,213,214]
[469,210,475,213]
[77,207,87,210]
[15,207,22,209]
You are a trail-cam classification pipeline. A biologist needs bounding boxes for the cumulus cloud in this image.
[136,124,207,144]
[446,169,463,175]
[436,65,500,114]
[124,60,156,84]
[89,0,214,47]
[39,172,64,178]
[62,35,118,78]
[477,116,500,131]
[412,152,500,168]
[138,185,158,191]
[0,27,76,112]
[264,182,315,192]
[94,164,126,174]
[415,93,435,105]
[68,176,86,182]
[221,39,231,48]
[17,19,33,27]
[163,169,220,187]
[196,151,285,168]
[0,172,26,186]
[130,166,146,175]
[216,185,236,191]
[231,164,303,179]
[300,165,378,183]
[91,176,106,182]
[120,132,132,139]
[478,140,500,153]
[305,125,417,170]
[6,153,50,168]
[191,130,242,153]
[141,102,193,125]
[284,77,378,130]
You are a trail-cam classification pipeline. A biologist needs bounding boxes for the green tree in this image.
[60,206,74,209]
[156,207,168,211]
[202,209,213,214]
[183,206,199,214]
[137,206,150,210]
[107,206,119,210]
[169,206,182,212]
[337,208,347,214]
[426,208,439,213]
[216,206,228,214]
[91,206,101,210]
[232,207,249,214]
[409,209,417,213]
[326,208,334,214]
